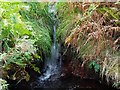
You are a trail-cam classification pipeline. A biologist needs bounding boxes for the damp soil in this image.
[8,66,117,90]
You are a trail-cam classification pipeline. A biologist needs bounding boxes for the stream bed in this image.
[9,66,116,90]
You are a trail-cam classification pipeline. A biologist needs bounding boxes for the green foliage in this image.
[0,78,8,90]
[0,48,40,82]
[0,2,32,50]
[89,61,100,73]
[0,2,53,83]
[20,2,52,56]
[112,82,120,89]
[30,64,40,73]
[98,5,120,26]
[2,50,31,68]
[1,2,119,89]
[56,3,76,43]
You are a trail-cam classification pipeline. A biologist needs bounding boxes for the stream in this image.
[29,4,115,90]
[9,3,117,90]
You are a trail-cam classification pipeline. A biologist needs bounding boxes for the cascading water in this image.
[29,3,114,90]
[38,3,61,81]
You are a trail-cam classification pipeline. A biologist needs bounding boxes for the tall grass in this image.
[56,2,120,88]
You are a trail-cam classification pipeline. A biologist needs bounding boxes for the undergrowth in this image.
[0,2,53,84]
[56,2,120,89]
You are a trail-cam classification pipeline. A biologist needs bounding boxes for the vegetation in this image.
[0,78,8,90]
[0,2,119,89]
[56,2,120,89]
[0,2,53,85]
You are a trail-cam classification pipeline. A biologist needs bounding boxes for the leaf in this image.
[31,64,40,73]
[33,54,42,60]
[24,52,31,60]
[94,63,100,73]
[1,27,11,39]
[89,61,100,73]
[13,59,26,67]
[24,73,30,82]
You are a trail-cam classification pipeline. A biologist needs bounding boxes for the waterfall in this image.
[38,3,61,81]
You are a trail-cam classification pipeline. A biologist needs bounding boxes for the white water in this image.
[39,27,60,81]
[39,4,61,81]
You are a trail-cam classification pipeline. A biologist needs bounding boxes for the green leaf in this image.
[30,64,40,73]
[89,61,100,73]
[13,59,26,67]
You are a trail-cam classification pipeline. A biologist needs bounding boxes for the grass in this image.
[100,51,120,88]
[56,2,120,89]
